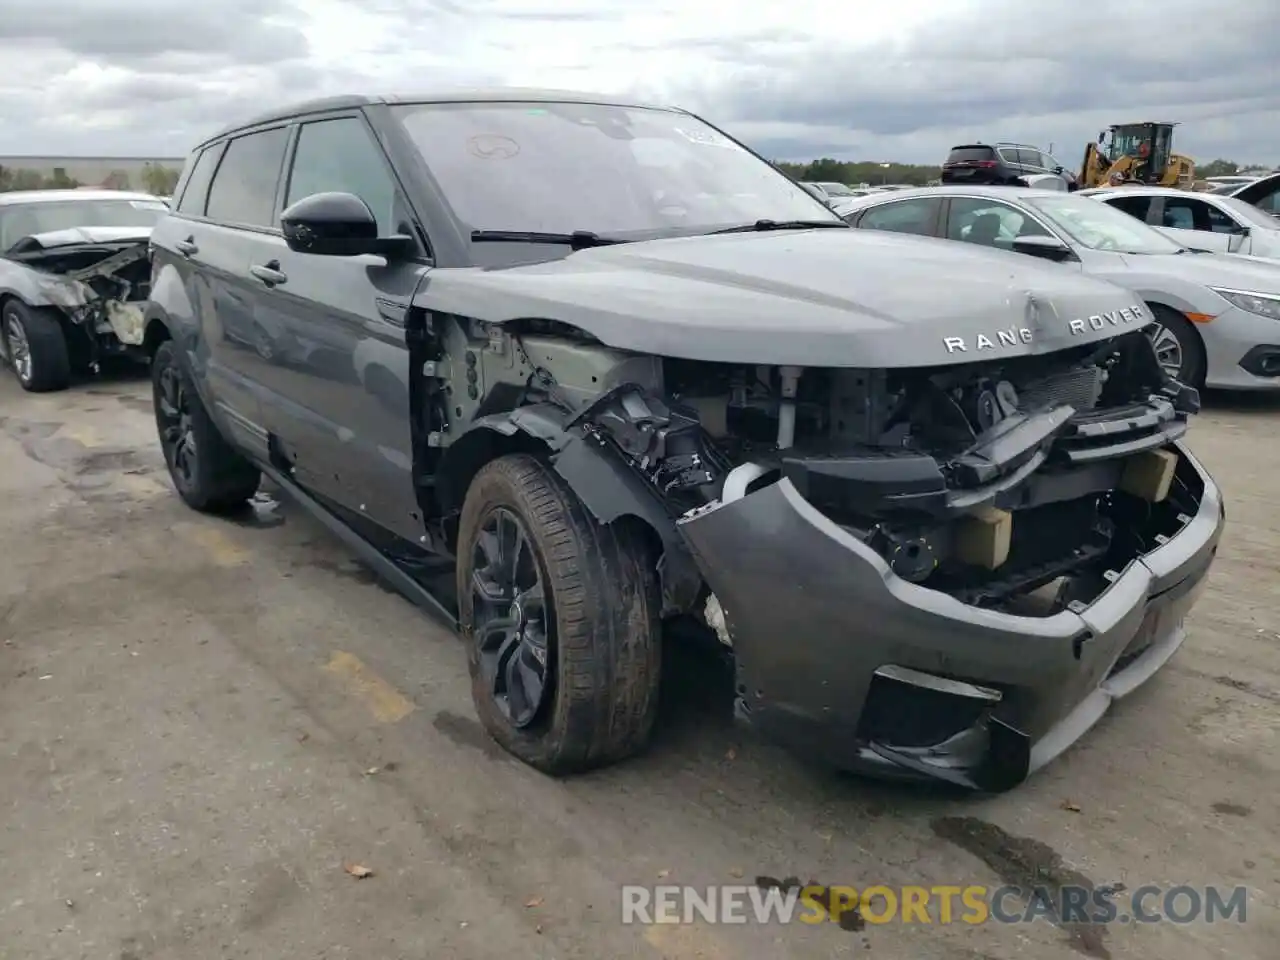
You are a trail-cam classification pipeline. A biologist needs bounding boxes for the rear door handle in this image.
[250,261,288,286]
[174,237,198,257]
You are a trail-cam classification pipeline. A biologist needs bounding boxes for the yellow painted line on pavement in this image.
[176,521,251,567]
[644,921,734,959]
[323,651,416,723]
[54,423,104,447]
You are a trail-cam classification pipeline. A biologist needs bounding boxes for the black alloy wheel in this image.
[470,506,552,728]
[156,362,199,494]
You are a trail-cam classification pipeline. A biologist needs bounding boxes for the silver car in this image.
[840,185,1280,389]
[1079,185,1280,260]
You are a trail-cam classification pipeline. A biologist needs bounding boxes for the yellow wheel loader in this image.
[1079,122,1196,190]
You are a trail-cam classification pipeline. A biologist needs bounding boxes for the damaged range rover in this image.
[146,91,1224,791]
[0,190,167,392]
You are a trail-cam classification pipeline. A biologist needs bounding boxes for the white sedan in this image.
[1080,185,1280,261]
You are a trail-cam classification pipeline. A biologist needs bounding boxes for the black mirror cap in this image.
[1011,235,1076,261]
[281,191,380,256]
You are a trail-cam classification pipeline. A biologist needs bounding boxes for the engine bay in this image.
[560,328,1203,618]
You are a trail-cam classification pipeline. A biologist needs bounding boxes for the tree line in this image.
[0,162,181,195]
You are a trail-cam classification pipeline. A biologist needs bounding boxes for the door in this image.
[173,129,290,456]
[251,114,431,542]
[1151,195,1244,253]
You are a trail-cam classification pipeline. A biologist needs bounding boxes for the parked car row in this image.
[1,90,1232,795]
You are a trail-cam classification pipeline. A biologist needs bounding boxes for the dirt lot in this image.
[1,371,1276,960]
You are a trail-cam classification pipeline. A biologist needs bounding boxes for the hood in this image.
[6,225,153,258]
[1119,249,1280,290]
[418,229,1150,368]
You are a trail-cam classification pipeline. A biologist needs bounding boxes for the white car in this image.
[1080,185,1280,260]
[840,186,1280,389]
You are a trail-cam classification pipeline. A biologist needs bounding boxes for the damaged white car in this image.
[0,189,168,392]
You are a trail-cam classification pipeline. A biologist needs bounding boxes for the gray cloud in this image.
[0,0,1275,168]
[679,0,1280,164]
[0,0,309,65]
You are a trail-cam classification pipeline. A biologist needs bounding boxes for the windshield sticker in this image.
[129,200,168,210]
[467,134,521,160]
[672,126,739,149]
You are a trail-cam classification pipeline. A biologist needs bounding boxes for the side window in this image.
[855,198,941,237]
[947,197,1050,249]
[1160,197,1238,233]
[175,144,222,216]
[205,127,290,228]
[997,148,1019,165]
[285,117,398,235]
[1255,186,1280,215]
[1015,149,1043,169]
[1103,195,1154,221]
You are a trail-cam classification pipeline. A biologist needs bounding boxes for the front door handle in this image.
[174,237,198,257]
[250,261,288,286]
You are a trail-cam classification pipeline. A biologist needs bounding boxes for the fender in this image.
[436,402,704,616]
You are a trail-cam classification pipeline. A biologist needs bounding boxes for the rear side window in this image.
[205,127,290,228]
[1102,195,1153,221]
[947,146,995,163]
[175,144,223,216]
[1015,149,1044,168]
[856,198,941,236]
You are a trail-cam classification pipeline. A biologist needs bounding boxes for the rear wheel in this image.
[3,300,70,392]
[152,340,261,512]
[457,453,662,775]
[1146,304,1206,388]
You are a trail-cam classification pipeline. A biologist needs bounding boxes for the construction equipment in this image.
[1079,122,1196,190]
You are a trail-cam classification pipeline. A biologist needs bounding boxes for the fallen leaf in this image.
[460,921,469,929]
[365,767,380,776]
[1060,800,1082,813]
[729,867,744,878]
[657,869,670,879]
[525,896,544,908]
[725,748,737,760]
[343,862,374,878]
[535,924,543,934]
[296,732,309,742]
[816,831,833,842]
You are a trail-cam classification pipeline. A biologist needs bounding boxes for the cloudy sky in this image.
[1,0,1276,166]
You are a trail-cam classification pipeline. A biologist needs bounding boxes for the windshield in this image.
[0,198,166,250]
[1026,194,1184,254]
[391,101,839,237]
[817,182,855,196]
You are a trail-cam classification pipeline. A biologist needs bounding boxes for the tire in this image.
[151,340,261,512]
[1146,304,1206,388]
[3,300,70,392]
[457,453,662,775]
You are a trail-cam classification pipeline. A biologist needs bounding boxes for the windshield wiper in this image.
[469,229,624,250]
[707,219,850,235]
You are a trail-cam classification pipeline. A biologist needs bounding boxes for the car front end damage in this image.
[5,229,152,365]
[550,327,1222,790]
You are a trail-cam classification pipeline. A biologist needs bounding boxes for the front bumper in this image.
[1202,304,1280,389]
[675,442,1224,791]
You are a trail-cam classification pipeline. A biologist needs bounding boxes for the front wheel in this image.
[457,453,662,775]
[1146,305,1206,388]
[151,340,261,512]
[3,300,70,392]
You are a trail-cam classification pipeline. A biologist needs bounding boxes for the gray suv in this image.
[143,90,1222,790]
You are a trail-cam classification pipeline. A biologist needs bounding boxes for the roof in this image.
[0,189,165,206]
[202,87,684,147]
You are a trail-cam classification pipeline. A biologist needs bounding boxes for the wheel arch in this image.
[435,407,703,616]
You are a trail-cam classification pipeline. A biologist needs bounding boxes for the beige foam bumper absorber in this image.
[1119,448,1178,503]
[955,506,1013,570]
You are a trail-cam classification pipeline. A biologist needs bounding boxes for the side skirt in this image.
[255,458,459,632]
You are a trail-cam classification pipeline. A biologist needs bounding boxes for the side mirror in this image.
[1011,235,1076,262]
[1227,229,1249,253]
[280,192,412,258]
